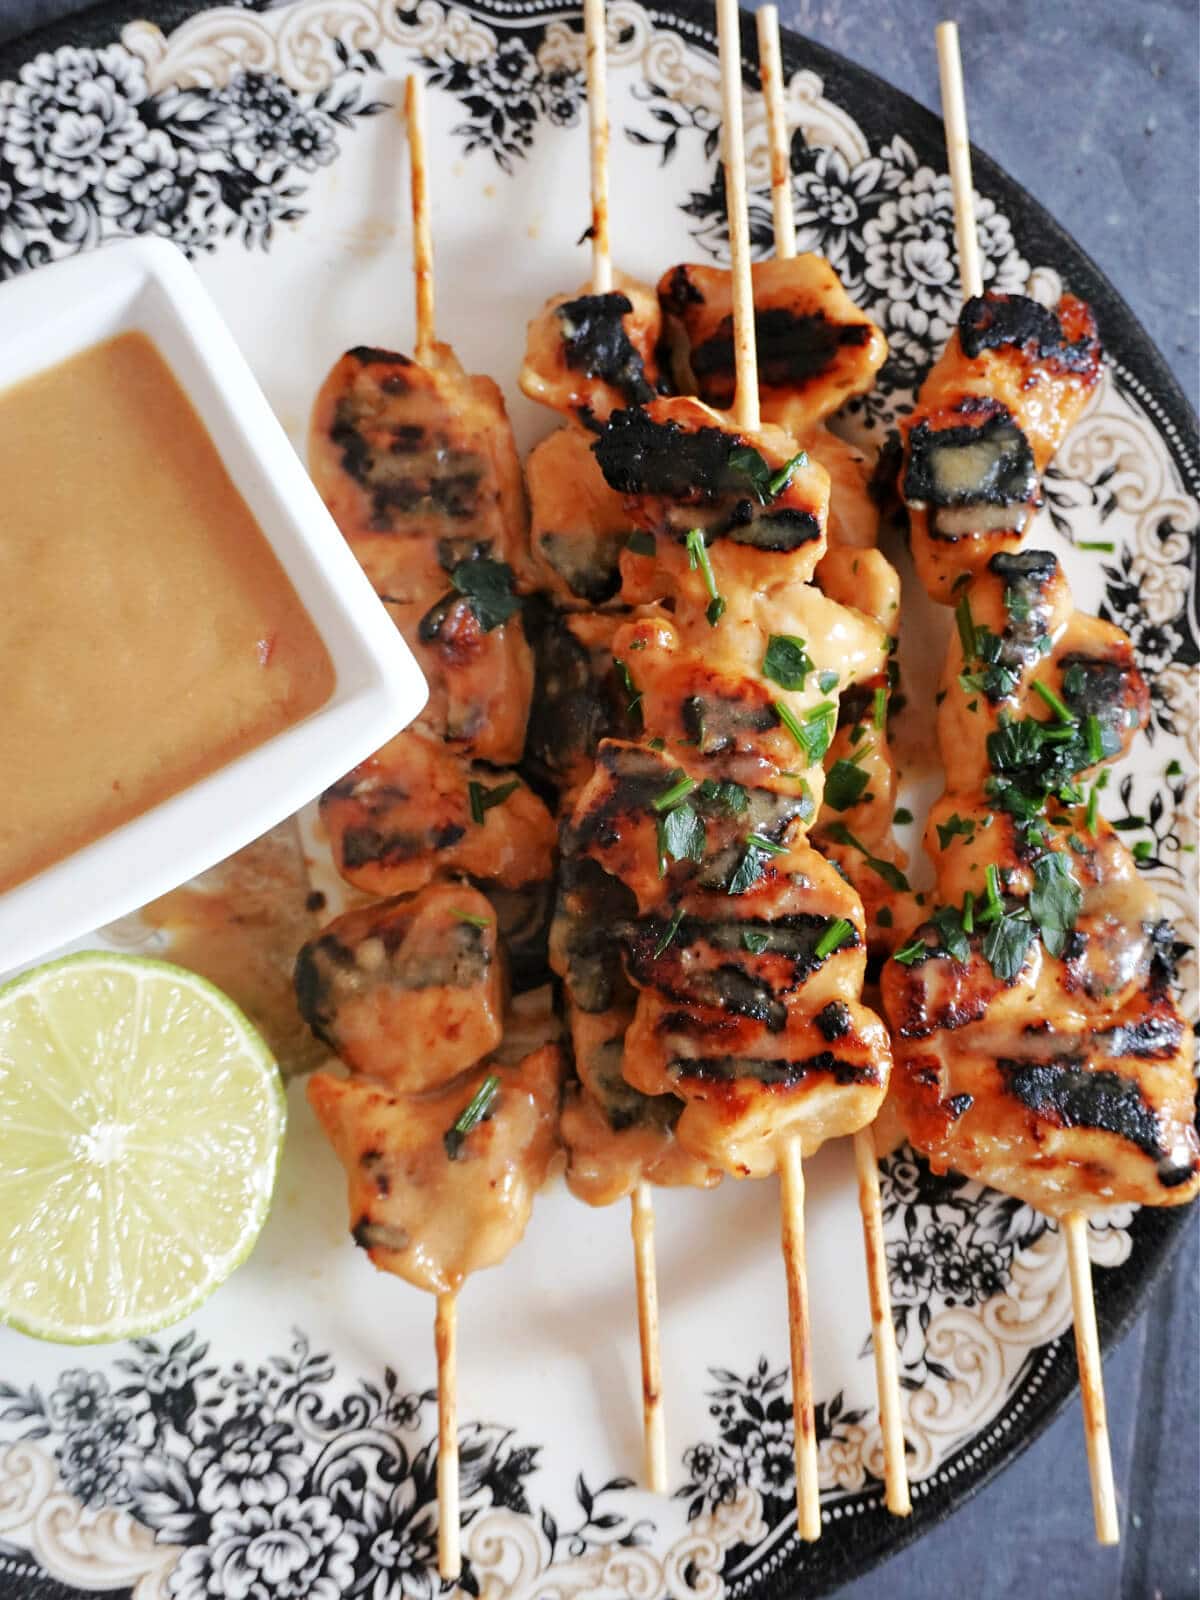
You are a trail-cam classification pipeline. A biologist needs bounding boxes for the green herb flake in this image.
[1031,679,1077,726]
[613,657,643,728]
[824,759,871,813]
[726,442,773,503]
[936,812,976,851]
[961,891,975,935]
[767,450,809,499]
[814,917,854,960]
[818,669,840,694]
[894,807,914,826]
[1004,585,1032,623]
[955,593,978,661]
[894,936,928,966]
[822,821,911,891]
[468,778,520,826]
[873,685,887,729]
[450,559,519,632]
[451,908,490,929]
[778,699,837,764]
[653,773,698,813]
[685,528,725,628]
[444,1073,501,1160]
[745,831,787,857]
[742,928,771,955]
[763,634,814,691]
[1076,539,1115,552]
[981,911,1035,982]
[1030,851,1082,957]
[930,904,970,964]
[695,777,750,815]
[658,803,706,867]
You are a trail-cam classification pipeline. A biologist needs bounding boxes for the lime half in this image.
[0,951,285,1343]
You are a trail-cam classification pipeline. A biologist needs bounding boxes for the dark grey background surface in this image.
[0,1,1196,1596]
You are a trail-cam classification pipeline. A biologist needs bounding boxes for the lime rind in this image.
[0,951,286,1344]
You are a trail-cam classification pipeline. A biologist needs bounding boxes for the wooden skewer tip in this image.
[631,1180,668,1492]
[934,20,983,302]
[583,0,612,294]
[1064,1215,1120,1545]
[756,4,796,261]
[852,1128,911,1517]
[435,1290,461,1579]
[715,0,760,431]
[404,73,437,359]
[779,1138,822,1540]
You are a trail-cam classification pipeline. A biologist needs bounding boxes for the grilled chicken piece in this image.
[320,728,556,897]
[561,1079,720,1205]
[310,342,529,566]
[899,292,1103,602]
[881,894,1199,1216]
[526,426,636,608]
[592,396,831,595]
[519,272,664,426]
[367,544,534,764]
[525,605,626,796]
[309,341,534,762]
[307,1039,564,1295]
[294,883,504,1091]
[658,257,887,435]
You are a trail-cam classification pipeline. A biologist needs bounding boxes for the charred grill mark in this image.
[293,940,338,1047]
[815,1001,852,1041]
[556,293,654,406]
[329,397,484,527]
[593,408,744,502]
[727,506,822,551]
[997,1056,1168,1161]
[690,307,872,400]
[669,1052,881,1088]
[659,264,706,314]
[437,536,491,571]
[338,821,466,870]
[904,404,1037,516]
[958,294,1101,374]
[1094,1010,1184,1060]
[352,1217,410,1252]
[525,604,614,782]
[1059,651,1143,733]
[945,1092,974,1119]
[348,346,413,368]
[893,981,992,1040]
[360,1148,391,1197]
[682,693,780,754]
[556,856,639,1012]
[537,532,623,604]
[1148,920,1181,992]
[569,743,677,851]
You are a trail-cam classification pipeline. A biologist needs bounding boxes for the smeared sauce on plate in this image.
[0,331,334,891]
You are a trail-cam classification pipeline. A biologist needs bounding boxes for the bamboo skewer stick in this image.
[630,1181,668,1491]
[583,0,613,295]
[755,6,796,260]
[716,0,759,434]
[406,74,437,362]
[757,3,910,1519]
[1064,1214,1120,1543]
[933,20,1118,1546]
[405,73,460,1579]
[582,0,667,1495]
[434,1292,460,1579]
[934,21,983,302]
[715,0,816,1538]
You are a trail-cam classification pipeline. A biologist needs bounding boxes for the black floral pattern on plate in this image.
[0,41,385,277]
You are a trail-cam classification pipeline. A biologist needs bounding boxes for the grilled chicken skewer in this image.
[558,0,898,1536]
[302,76,565,1582]
[756,2,910,1517]
[881,23,1199,1546]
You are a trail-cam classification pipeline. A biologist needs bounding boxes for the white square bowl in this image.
[0,236,427,972]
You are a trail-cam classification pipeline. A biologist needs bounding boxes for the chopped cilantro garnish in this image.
[1004,585,1032,622]
[930,905,971,964]
[822,821,911,890]
[894,936,928,966]
[981,909,1035,981]
[745,831,787,856]
[936,812,976,851]
[658,803,705,869]
[450,559,519,631]
[818,669,840,693]
[777,700,836,763]
[742,928,771,954]
[824,759,871,812]
[1029,851,1081,957]
[695,777,749,815]
[763,634,813,691]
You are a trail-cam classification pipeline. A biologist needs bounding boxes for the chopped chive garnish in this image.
[767,449,809,498]
[894,936,927,966]
[961,890,975,935]
[1031,679,1076,725]
[821,821,911,890]
[1086,784,1100,833]
[444,1073,500,1160]
[745,831,787,856]
[653,907,686,956]
[1085,714,1104,764]
[652,774,698,812]
[685,528,725,627]
[814,918,854,960]
[776,699,836,763]
[980,863,1003,921]
[1076,540,1115,552]
[955,593,977,661]
[451,909,490,928]
[468,778,520,826]
[873,685,887,729]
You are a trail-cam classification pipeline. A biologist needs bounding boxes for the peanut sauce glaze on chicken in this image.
[882,292,1198,1218]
